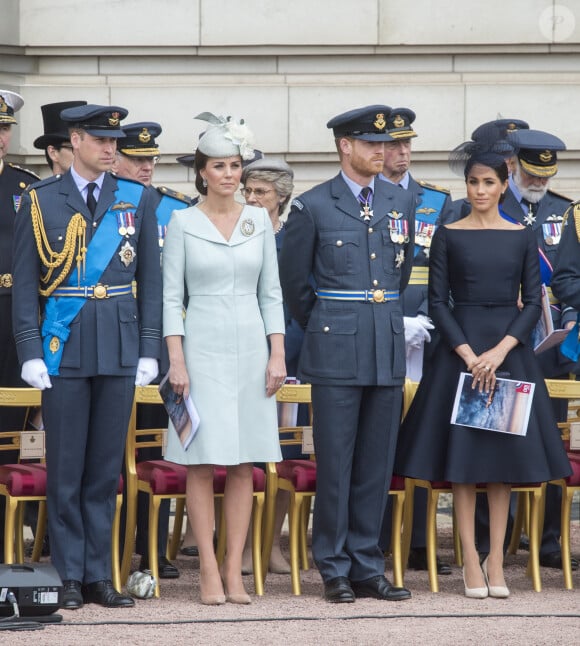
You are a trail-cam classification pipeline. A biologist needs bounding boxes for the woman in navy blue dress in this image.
[395,145,571,598]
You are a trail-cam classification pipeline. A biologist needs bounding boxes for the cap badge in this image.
[507,123,517,131]
[240,218,255,237]
[373,113,386,131]
[393,115,405,128]
[139,128,151,143]
[109,112,120,126]
[539,150,553,163]
[0,97,7,113]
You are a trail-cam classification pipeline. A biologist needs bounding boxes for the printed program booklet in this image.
[451,372,535,437]
[158,373,200,450]
[532,284,567,355]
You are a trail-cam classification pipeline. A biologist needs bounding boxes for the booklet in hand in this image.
[451,372,535,437]
[158,373,200,451]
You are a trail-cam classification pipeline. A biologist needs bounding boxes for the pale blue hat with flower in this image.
[194,112,255,161]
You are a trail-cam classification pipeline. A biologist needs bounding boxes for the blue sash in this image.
[156,193,188,227]
[562,316,580,361]
[41,179,144,375]
[414,186,447,257]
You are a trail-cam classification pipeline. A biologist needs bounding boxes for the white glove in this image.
[403,315,434,348]
[135,358,159,387]
[21,359,52,390]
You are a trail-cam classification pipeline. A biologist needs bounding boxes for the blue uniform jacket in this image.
[279,173,415,387]
[12,170,162,377]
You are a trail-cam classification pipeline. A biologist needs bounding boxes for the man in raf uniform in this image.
[0,89,39,562]
[500,127,578,571]
[113,121,193,581]
[12,104,162,609]
[377,107,453,576]
[279,105,414,603]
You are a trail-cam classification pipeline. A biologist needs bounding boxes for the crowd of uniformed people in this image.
[0,89,578,608]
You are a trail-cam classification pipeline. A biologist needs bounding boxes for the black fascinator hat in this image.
[449,138,517,178]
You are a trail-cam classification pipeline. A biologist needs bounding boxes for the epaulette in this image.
[28,174,61,189]
[156,185,193,205]
[547,188,573,203]
[418,180,450,195]
[8,162,40,183]
[291,198,304,211]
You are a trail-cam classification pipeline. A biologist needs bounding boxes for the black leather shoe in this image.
[407,548,452,575]
[61,579,83,610]
[540,551,579,571]
[351,575,411,601]
[140,555,180,579]
[180,545,199,557]
[323,576,355,603]
[83,580,135,607]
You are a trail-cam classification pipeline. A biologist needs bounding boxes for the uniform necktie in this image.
[522,198,538,226]
[358,186,373,222]
[86,182,97,216]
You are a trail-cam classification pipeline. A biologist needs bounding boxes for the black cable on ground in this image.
[48,612,580,627]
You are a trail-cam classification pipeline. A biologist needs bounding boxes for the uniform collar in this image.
[340,170,375,200]
[70,164,106,195]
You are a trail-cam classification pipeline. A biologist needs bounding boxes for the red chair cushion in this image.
[277,460,317,492]
[0,463,47,496]
[213,466,266,494]
[565,458,580,486]
[137,460,187,495]
[389,475,406,491]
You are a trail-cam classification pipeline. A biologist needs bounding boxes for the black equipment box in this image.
[0,563,62,616]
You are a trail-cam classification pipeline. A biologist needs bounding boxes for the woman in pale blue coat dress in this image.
[163,113,285,605]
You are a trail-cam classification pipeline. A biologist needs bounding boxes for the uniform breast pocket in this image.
[118,299,139,367]
[319,232,361,276]
[45,225,69,256]
[301,310,358,379]
[381,230,398,274]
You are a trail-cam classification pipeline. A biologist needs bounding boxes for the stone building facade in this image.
[1,0,579,200]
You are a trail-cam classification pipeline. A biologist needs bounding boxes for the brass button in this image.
[372,279,378,286]
[370,252,376,260]
[336,240,343,247]
[58,235,63,241]
[93,222,97,227]
[368,227,374,233]
[323,326,330,333]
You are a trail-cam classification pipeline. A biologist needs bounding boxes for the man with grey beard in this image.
[498,128,579,572]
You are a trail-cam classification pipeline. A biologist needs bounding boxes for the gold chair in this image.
[262,383,315,595]
[122,385,265,597]
[400,379,546,592]
[263,384,407,594]
[545,377,580,590]
[0,387,123,590]
[0,387,43,564]
[121,385,186,597]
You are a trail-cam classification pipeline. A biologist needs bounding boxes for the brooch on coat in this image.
[240,218,255,236]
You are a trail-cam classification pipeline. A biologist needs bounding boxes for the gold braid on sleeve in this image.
[29,189,87,296]
[573,203,580,243]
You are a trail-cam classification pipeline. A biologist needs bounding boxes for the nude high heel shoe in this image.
[462,566,488,599]
[481,557,510,598]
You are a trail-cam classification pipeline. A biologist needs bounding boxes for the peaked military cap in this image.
[0,90,24,125]
[33,101,88,149]
[386,108,417,139]
[118,122,162,157]
[327,105,394,141]
[509,129,566,178]
[471,118,529,142]
[60,104,128,138]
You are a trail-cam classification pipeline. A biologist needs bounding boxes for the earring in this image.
[202,178,207,188]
